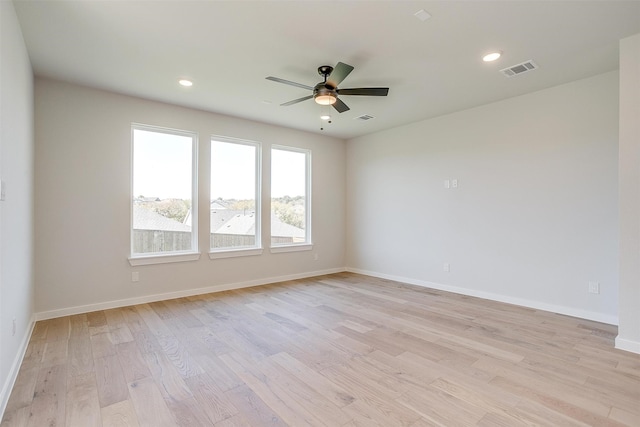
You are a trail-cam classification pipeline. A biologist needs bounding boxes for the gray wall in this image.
[0,0,35,414]
[617,33,640,353]
[34,78,346,316]
[346,71,619,324]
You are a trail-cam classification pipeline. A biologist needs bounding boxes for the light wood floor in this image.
[2,273,639,426]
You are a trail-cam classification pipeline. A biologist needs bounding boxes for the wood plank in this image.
[116,341,152,383]
[270,351,355,408]
[19,340,46,370]
[219,352,320,427]
[109,324,134,345]
[254,356,351,426]
[101,400,141,427]
[87,311,108,329]
[127,377,177,427]
[3,366,38,413]
[41,339,68,368]
[165,396,215,427]
[319,364,421,426]
[26,364,67,427]
[395,382,487,426]
[489,375,626,426]
[68,335,94,377]
[65,372,101,427]
[213,414,253,427]
[91,332,117,359]
[69,314,89,338]
[223,384,287,427]
[30,321,48,341]
[183,373,239,424]
[143,351,193,402]
[0,406,31,427]
[44,317,70,342]
[94,354,129,408]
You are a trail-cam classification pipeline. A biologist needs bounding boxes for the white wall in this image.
[34,78,345,317]
[346,71,619,324]
[617,33,640,353]
[0,0,35,415]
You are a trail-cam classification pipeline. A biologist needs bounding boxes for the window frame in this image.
[270,145,312,253]
[209,135,263,259]
[129,123,200,266]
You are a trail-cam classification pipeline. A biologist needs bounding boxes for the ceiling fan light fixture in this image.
[320,115,331,120]
[315,94,337,105]
[178,79,193,87]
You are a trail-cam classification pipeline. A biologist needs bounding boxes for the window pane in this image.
[210,139,259,250]
[132,127,196,255]
[271,147,309,246]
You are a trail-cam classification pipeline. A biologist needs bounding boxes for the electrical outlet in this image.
[313,253,319,261]
[588,281,600,294]
[132,272,140,282]
[452,179,458,188]
[443,263,450,272]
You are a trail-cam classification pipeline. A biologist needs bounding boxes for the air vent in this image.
[355,114,375,121]
[500,60,538,78]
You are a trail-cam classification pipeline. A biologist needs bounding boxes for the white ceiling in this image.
[13,0,640,139]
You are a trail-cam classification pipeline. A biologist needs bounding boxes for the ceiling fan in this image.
[266,62,389,113]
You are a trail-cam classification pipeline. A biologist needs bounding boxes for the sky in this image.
[270,148,306,199]
[211,140,256,200]
[133,129,306,200]
[133,129,193,199]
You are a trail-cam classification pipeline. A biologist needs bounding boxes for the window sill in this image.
[209,248,263,259]
[129,252,201,266]
[270,244,313,254]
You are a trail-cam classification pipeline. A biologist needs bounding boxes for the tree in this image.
[272,199,304,228]
[141,199,191,223]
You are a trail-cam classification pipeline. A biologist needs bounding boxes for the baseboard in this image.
[615,336,640,354]
[35,267,347,321]
[346,267,618,326]
[0,315,36,420]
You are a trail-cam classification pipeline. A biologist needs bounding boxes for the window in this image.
[271,146,311,250]
[130,124,198,264]
[210,137,261,258]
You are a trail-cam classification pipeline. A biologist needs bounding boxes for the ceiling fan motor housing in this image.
[314,83,337,99]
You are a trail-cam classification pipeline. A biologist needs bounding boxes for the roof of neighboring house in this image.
[133,205,191,232]
[210,209,304,238]
[135,196,161,202]
[215,213,256,235]
[271,219,305,238]
[210,200,229,210]
[210,210,249,232]
[156,206,304,237]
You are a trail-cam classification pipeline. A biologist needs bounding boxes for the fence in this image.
[133,230,297,253]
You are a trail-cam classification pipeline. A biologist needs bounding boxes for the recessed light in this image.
[320,115,331,121]
[482,52,502,62]
[178,79,193,87]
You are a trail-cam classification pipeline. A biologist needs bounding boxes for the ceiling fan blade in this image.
[337,87,389,96]
[266,76,314,91]
[332,98,350,113]
[281,95,314,106]
[327,62,354,88]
